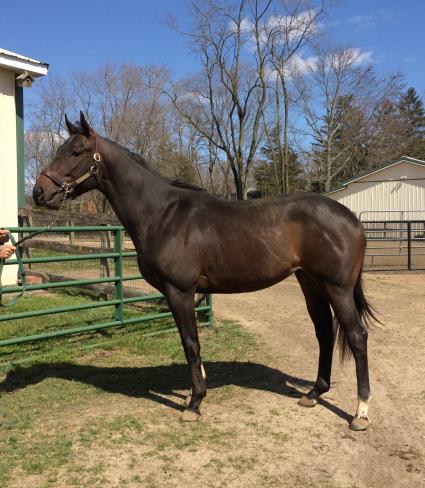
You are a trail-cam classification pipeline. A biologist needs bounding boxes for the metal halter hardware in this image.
[60,163,99,196]
[41,151,100,198]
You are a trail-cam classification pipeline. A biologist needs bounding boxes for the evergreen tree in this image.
[399,87,425,133]
[310,95,369,190]
[399,87,425,160]
[254,127,303,196]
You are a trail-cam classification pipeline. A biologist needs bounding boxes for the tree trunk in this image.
[282,76,290,194]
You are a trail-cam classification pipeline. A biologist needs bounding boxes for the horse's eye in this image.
[71,149,83,157]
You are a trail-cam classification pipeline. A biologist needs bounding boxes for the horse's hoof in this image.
[180,408,201,422]
[349,416,370,431]
[298,395,317,408]
[183,394,192,407]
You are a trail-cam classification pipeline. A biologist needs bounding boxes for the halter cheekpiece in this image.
[40,139,101,197]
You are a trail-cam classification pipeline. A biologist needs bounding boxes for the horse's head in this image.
[33,112,100,208]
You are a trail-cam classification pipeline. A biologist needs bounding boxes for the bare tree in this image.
[26,65,177,211]
[73,64,172,161]
[263,0,331,193]
[295,45,402,191]
[24,76,73,206]
[166,0,276,199]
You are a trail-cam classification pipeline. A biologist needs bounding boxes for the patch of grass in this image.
[0,430,73,485]
[245,419,291,444]
[205,456,227,472]
[312,481,360,488]
[0,290,179,370]
[0,299,260,487]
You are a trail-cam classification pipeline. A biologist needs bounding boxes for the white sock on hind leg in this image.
[356,395,372,419]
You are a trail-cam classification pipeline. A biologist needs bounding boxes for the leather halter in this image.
[40,137,101,197]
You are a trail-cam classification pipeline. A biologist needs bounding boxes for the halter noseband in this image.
[40,137,101,198]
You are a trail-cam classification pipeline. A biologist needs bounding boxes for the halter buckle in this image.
[93,152,101,162]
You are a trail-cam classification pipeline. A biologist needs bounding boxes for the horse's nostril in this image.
[33,184,44,203]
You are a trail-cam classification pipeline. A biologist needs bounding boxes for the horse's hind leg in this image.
[165,283,206,422]
[296,270,334,407]
[325,283,371,431]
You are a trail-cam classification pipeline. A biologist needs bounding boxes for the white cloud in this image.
[240,18,254,34]
[264,9,319,41]
[265,48,372,82]
[330,14,375,29]
[289,54,318,73]
[377,9,398,24]
[402,55,416,63]
[229,17,253,34]
[348,14,375,28]
[230,9,319,47]
[347,48,373,65]
[265,53,317,82]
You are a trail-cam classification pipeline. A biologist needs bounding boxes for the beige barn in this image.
[0,48,48,283]
[324,156,425,221]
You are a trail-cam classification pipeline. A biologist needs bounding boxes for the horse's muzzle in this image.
[33,183,44,206]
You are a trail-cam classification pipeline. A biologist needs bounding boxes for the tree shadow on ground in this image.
[0,361,352,423]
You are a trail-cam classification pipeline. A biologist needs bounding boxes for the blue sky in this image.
[1,0,424,101]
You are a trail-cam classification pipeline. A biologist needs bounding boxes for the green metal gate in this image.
[0,226,213,347]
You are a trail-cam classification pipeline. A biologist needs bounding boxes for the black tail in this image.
[335,267,380,361]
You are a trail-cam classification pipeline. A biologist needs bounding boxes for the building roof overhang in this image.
[0,48,49,78]
[324,156,425,196]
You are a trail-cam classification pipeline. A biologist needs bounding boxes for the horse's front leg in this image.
[165,283,206,421]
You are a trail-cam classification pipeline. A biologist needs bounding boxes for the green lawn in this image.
[0,290,177,370]
[0,291,259,488]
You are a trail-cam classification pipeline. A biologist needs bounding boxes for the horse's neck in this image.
[98,142,168,247]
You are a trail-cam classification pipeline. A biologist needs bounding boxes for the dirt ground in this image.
[213,272,425,488]
[1,272,424,488]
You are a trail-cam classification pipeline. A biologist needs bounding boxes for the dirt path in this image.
[213,272,425,488]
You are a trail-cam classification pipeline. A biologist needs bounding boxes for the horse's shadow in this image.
[0,361,352,423]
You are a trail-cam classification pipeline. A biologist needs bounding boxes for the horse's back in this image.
[189,192,364,293]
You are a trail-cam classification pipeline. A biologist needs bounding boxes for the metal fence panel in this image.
[362,220,425,271]
[0,226,213,347]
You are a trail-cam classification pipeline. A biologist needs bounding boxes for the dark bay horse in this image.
[33,112,376,431]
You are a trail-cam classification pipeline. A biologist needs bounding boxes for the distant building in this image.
[0,48,48,283]
[324,156,425,221]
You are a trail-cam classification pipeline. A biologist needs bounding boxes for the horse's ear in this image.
[80,111,93,137]
[65,114,78,135]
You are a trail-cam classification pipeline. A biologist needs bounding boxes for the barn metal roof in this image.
[324,156,425,195]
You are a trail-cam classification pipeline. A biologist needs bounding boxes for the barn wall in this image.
[0,68,18,284]
[326,161,425,220]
